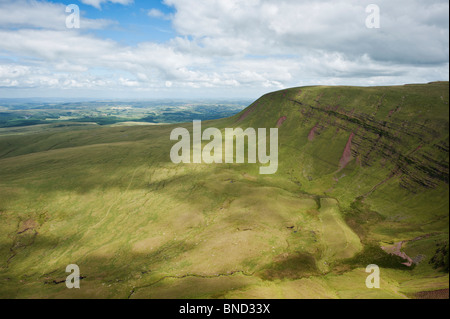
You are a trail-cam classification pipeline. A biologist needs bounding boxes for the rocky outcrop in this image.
[290,92,449,191]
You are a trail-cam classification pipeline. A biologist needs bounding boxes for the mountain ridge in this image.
[0,82,448,299]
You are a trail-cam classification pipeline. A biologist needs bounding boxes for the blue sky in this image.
[0,0,448,99]
[57,0,176,45]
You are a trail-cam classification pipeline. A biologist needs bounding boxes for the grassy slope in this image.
[0,82,448,299]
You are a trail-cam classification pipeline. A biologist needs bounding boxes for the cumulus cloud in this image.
[165,0,449,64]
[147,8,171,20]
[0,0,115,29]
[0,0,448,98]
[148,8,164,18]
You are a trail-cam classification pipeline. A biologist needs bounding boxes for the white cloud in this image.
[0,0,114,29]
[147,8,171,20]
[148,8,164,18]
[165,0,449,64]
[0,0,448,98]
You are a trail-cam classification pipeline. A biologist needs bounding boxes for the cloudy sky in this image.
[0,0,448,99]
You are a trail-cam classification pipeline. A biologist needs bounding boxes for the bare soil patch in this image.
[415,289,449,299]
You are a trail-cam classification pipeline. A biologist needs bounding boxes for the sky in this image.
[0,0,448,100]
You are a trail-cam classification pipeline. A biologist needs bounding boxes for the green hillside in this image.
[0,82,448,299]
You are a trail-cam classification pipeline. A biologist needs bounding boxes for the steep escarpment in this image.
[228,82,449,250]
[232,82,449,195]
[292,96,448,190]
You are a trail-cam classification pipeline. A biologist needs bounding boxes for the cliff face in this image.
[233,82,449,194]
[292,92,448,191]
[229,82,449,230]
